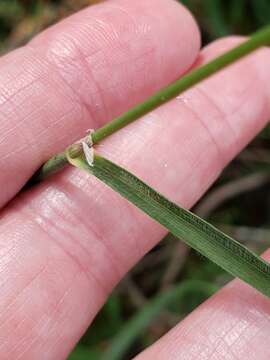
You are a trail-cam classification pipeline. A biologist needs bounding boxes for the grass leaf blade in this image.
[68,152,270,298]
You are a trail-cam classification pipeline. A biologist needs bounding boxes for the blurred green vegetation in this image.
[1,0,270,51]
[0,1,270,359]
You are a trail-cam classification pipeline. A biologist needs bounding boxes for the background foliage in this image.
[1,1,270,359]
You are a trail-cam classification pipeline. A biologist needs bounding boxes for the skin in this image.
[0,0,270,358]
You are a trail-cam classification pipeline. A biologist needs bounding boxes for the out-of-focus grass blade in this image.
[101,280,218,360]
[68,346,100,360]
[67,152,270,299]
[229,0,246,29]
[252,0,270,25]
[104,292,123,330]
[0,1,23,19]
[203,0,231,37]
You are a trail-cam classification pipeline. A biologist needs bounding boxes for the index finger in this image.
[0,0,200,206]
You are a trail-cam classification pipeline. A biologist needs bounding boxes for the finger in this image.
[0,0,200,206]
[0,37,269,359]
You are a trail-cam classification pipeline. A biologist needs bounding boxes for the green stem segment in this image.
[32,25,270,183]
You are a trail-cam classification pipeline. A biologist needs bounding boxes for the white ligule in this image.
[82,141,94,167]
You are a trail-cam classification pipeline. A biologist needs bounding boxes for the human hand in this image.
[0,0,270,359]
